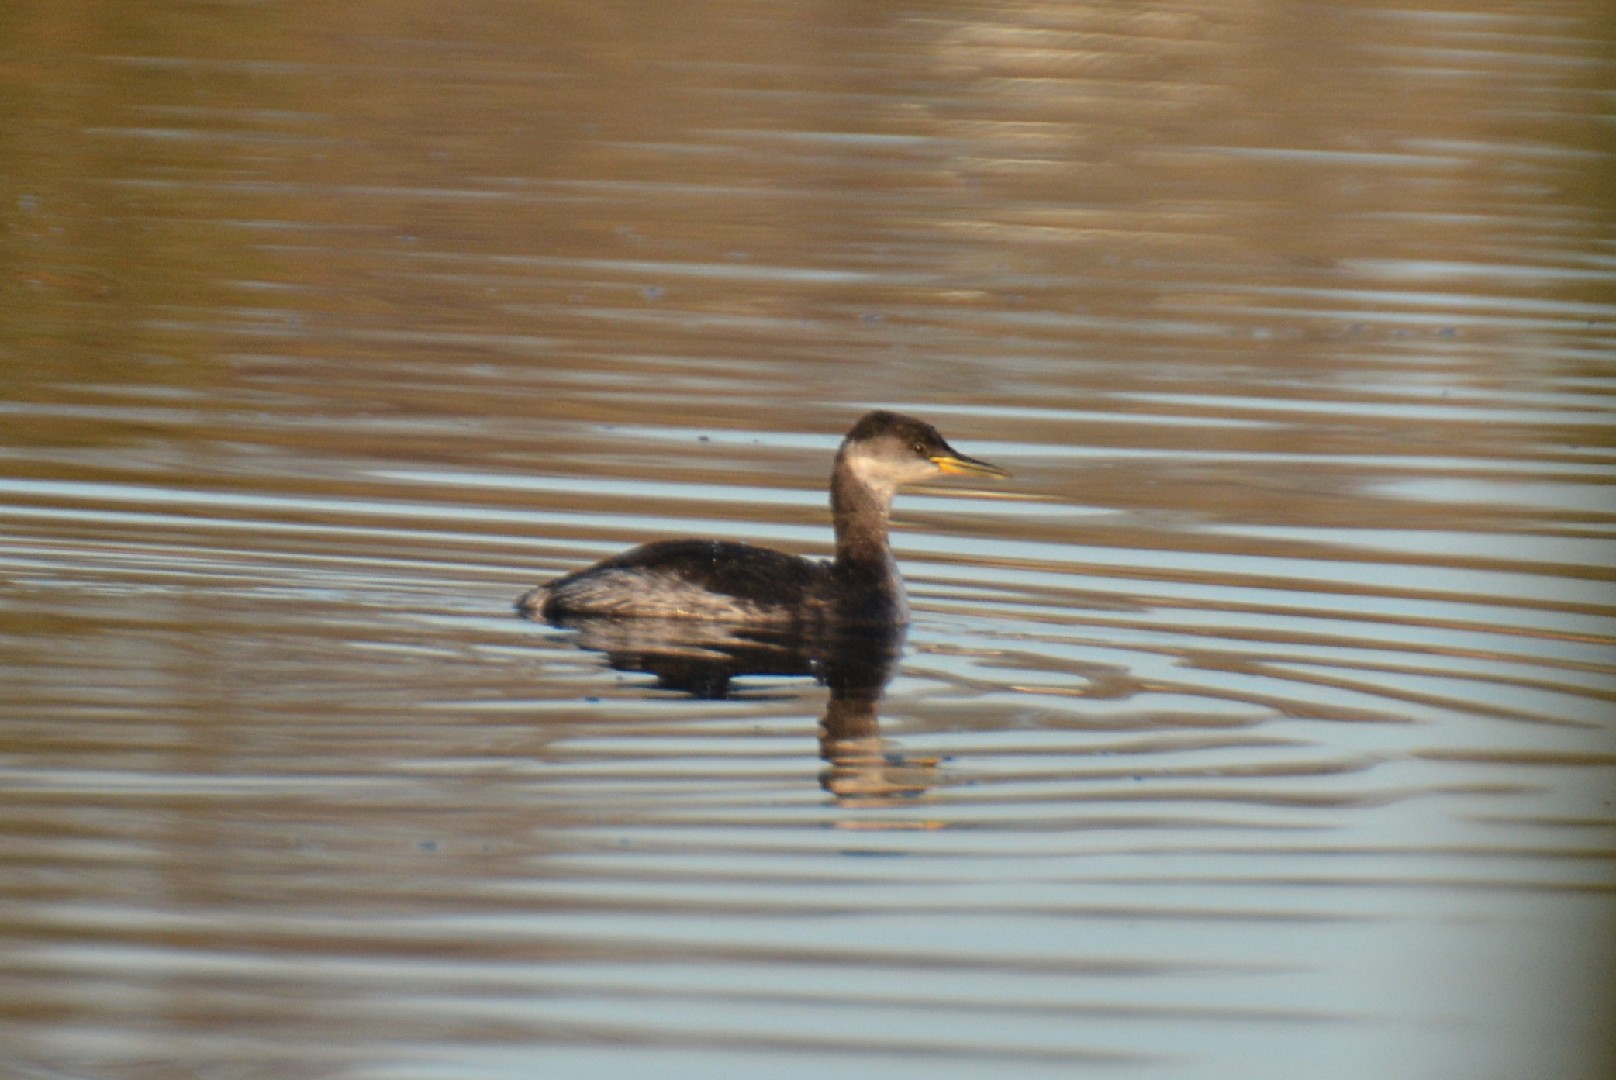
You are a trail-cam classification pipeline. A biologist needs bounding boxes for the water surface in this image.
[2,3,1614,1079]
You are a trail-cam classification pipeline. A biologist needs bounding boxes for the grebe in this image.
[518,410,1008,625]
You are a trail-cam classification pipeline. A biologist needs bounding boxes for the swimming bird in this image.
[518,410,1008,625]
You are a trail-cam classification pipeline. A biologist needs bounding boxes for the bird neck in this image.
[831,459,893,561]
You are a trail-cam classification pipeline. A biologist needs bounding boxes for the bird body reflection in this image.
[549,616,934,803]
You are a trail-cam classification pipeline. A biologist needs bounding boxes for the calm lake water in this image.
[3,2,1614,1078]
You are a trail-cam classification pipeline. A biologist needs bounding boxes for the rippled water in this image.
[3,2,1615,1078]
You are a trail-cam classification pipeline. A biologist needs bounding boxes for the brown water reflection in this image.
[3,1,1615,1079]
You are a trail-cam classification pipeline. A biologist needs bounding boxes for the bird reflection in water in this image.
[542,616,938,804]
